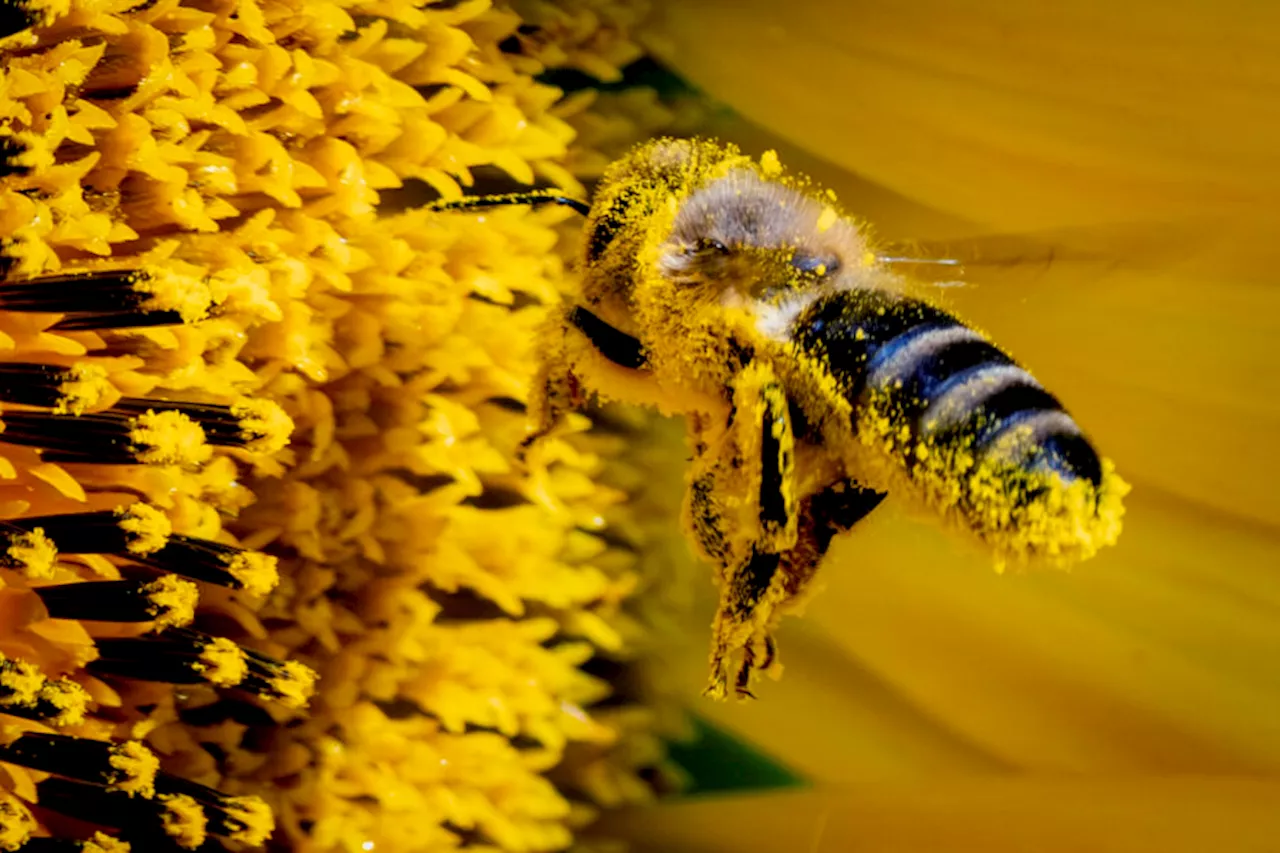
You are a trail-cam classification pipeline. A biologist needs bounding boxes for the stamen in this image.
[0,0,62,37]
[0,409,213,468]
[0,734,158,796]
[153,773,274,846]
[0,363,113,414]
[126,537,279,597]
[0,521,56,579]
[10,505,277,595]
[0,790,35,851]
[0,268,213,330]
[0,135,34,178]
[13,832,132,852]
[87,630,315,708]
[0,654,90,727]
[157,795,207,851]
[89,631,249,689]
[238,646,317,710]
[31,677,90,727]
[0,655,43,706]
[14,505,171,556]
[34,778,208,850]
[109,397,293,455]
[36,577,198,629]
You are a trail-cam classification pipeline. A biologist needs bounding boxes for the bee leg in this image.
[705,548,783,700]
[521,357,582,458]
[775,480,887,619]
[736,361,800,553]
[710,479,886,700]
[520,350,585,462]
[734,640,761,699]
[565,305,647,370]
[760,633,778,671]
[519,305,649,461]
[686,360,800,560]
[703,364,803,699]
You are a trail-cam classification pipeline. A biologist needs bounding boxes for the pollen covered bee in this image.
[429,139,1129,700]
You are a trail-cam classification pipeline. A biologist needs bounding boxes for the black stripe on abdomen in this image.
[793,291,1103,488]
[790,289,954,401]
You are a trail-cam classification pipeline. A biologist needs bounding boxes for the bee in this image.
[428,139,1129,700]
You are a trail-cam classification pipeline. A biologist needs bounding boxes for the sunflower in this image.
[0,0,691,850]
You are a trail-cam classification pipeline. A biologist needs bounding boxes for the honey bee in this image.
[428,139,1128,700]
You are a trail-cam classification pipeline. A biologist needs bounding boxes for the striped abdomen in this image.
[789,288,1125,564]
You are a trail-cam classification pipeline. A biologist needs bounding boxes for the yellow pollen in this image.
[54,364,113,416]
[134,267,214,324]
[82,832,131,853]
[0,791,35,851]
[269,660,318,711]
[35,678,89,727]
[759,149,782,177]
[128,410,213,468]
[116,504,171,554]
[7,529,56,579]
[230,398,294,455]
[193,638,248,687]
[816,205,838,233]
[224,551,279,597]
[107,741,159,797]
[222,796,275,846]
[15,0,70,28]
[157,794,208,850]
[143,576,198,629]
[0,655,44,705]
[0,0,707,845]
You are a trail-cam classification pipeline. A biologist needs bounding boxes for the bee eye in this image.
[792,253,840,277]
[694,238,730,255]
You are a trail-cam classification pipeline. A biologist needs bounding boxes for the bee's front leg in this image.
[521,342,585,462]
[520,304,650,462]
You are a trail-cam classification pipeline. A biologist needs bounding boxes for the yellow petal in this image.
[604,780,1280,852]
[644,0,1280,229]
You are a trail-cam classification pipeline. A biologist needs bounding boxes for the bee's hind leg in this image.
[700,362,801,700]
[707,479,887,701]
[706,549,783,700]
[733,633,780,699]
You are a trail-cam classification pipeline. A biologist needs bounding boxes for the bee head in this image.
[657,168,865,304]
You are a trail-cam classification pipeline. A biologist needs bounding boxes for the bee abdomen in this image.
[919,366,1102,486]
[864,328,1103,488]
[793,290,1102,490]
[792,290,1124,565]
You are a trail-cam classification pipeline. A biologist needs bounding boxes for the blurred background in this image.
[581,1,1280,849]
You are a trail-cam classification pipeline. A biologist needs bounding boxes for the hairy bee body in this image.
[444,138,1127,699]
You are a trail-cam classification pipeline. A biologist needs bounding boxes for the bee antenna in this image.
[422,190,591,217]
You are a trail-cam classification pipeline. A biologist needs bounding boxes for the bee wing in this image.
[875,219,1211,290]
[876,234,1061,289]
